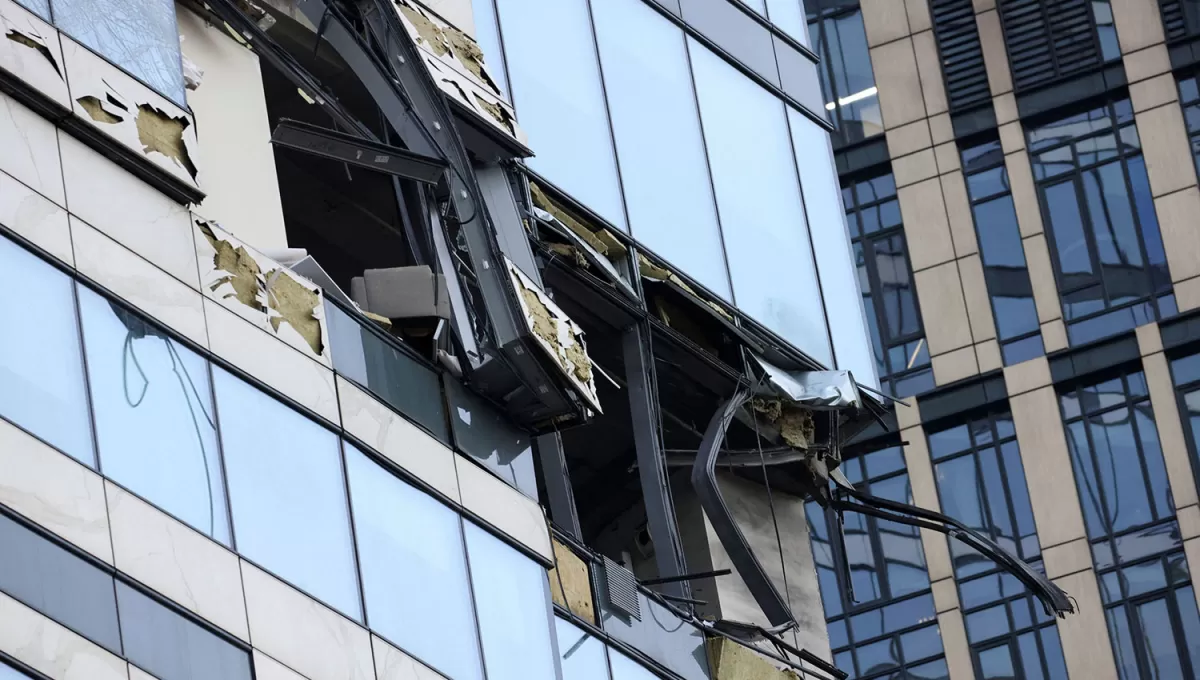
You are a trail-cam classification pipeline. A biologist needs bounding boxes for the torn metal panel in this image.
[60,36,200,191]
[477,163,540,286]
[194,218,331,365]
[391,0,528,149]
[693,390,796,627]
[0,0,68,109]
[753,357,862,411]
[507,258,601,414]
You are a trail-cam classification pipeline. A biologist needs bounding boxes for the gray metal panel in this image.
[477,164,542,286]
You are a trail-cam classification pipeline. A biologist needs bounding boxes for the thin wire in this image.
[121,333,148,407]
[743,348,792,637]
[165,339,217,537]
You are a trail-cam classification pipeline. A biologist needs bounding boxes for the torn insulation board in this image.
[195,219,330,363]
[506,257,602,414]
[61,37,200,190]
[0,0,69,107]
[392,0,527,147]
[639,253,735,322]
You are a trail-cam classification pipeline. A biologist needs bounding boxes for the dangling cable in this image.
[165,339,217,537]
[122,332,149,407]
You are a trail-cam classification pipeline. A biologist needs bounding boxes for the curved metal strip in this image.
[691,389,795,626]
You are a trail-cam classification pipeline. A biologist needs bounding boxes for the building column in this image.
[1110,0,1200,311]
[975,5,1068,352]
[863,0,1001,386]
[1006,357,1118,680]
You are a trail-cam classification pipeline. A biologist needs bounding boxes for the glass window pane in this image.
[682,0,779,79]
[0,513,121,653]
[608,649,657,680]
[1137,598,1185,680]
[50,0,185,103]
[464,522,556,680]
[345,445,482,680]
[1174,586,1200,675]
[978,644,1015,679]
[115,582,252,680]
[766,0,808,44]
[555,618,610,680]
[1044,180,1094,279]
[78,289,229,544]
[0,663,32,680]
[325,301,449,443]
[1107,606,1140,680]
[13,0,49,19]
[790,108,878,385]
[591,0,730,299]
[213,369,361,619]
[447,381,536,499]
[494,0,626,229]
[598,588,709,680]
[690,37,831,364]
[470,0,508,97]
[0,238,93,465]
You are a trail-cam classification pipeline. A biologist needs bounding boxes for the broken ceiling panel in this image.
[0,0,68,108]
[60,36,200,191]
[391,0,527,148]
[507,257,602,414]
[194,217,331,366]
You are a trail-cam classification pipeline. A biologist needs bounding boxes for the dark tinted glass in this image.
[325,301,448,442]
[446,380,537,498]
[0,513,121,653]
[681,0,779,79]
[115,582,252,680]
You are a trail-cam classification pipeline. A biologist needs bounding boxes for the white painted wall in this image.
[178,7,288,252]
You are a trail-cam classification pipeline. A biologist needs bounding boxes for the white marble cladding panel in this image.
[106,482,250,641]
[70,216,208,348]
[0,89,64,205]
[194,218,330,365]
[372,635,444,680]
[253,651,310,680]
[0,417,112,564]
[203,299,340,424]
[127,664,156,680]
[0,166,71,265]
[455,456,552,561]
[0,0,69,108]
[58,133,199,288]
[59,36,199,191]
[0,590,128,680]
[241,562,375,680]
[336,376,460,502]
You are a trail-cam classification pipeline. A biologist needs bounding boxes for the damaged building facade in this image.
[0,0,1075,679]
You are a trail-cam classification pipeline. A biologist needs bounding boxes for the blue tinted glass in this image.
[980,448,1017,551]
[1138,598,1185,679]
[448,382,536,499]
[1175,586,1200,673]
[1082,163,1144,277]
[1173,355,1200,386]
[975,197,1025,267]
[966,604,1009,643]
[900,624,944,661]
[0,664,32,680]
[929,425,971,460]
[1044,180,1094,278]
[592,0,731,298]
[214,370,361,619]
[1000,442,1040,558]
[812,9,882,143]
[1108,608,1141,680]
[345,446,482,680]
[1092,0,1120,60]
[1040,627,1069,680]
[0,238,93,465]
[967,167,1009,201]
[864,447,906,478]
[78,288,229,545]
[961,573,1004,609]
[978,644,1015,679]
[1002,335,1046,365]
[1090,407,1156,535]
[962,141,1004,174]
[828,618,849,649]
[909,657,950,680]
[1016,632,1046,680]
[1182,77,1200,105]
[1127,155,1171,292]
[13,0,48,19]
[1032,147,1074,180]
[51,0,186,103]
[1124,559,1169,598]
[555,618,609,680]
[494,0,626,229]
[855,636,899,675]
[1065,420,1107,538]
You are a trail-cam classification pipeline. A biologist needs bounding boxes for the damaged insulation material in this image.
[507,258,601,412]
[136,103,198,180]
[77,95,123,124]
[198,221,326,356]
[6,29,61,76]
[750,399,814,450]
[530,183,626,258]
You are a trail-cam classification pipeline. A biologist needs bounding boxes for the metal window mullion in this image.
[1124,392,1166,525]
[1075,389,1119,541]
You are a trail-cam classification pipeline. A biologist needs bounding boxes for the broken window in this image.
[345,444,483,680]
[78,286,230,546]
[213,368,362,621]
[447,379,537,499]
[47,0,185,103]
[0,235,93,465]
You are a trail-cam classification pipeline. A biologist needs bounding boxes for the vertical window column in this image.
[960,140,1046,365]
[1059,369,1200,679]
[843,173,934,398]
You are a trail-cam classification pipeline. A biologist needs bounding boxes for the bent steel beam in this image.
[691,389,796,627]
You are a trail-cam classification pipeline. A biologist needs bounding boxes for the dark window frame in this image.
[843,172,934,399]
[960,139,1046,365]
[1169,348,1200,503]
[1028,98,1174,346]
[806,0,883,149]
[959,568,1067,680]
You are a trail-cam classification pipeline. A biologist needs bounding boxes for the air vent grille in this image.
[602,556,641,621]
[931,0,990,110]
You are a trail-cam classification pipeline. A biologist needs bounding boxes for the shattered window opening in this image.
[50,0,186,104]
